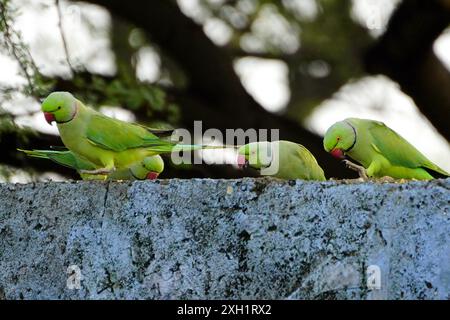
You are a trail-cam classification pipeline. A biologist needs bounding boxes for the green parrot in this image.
[19,148,164,180]
[109,155,164,180]
[237,140,326,180]
[41,91,215,175]
[323,118,449,180]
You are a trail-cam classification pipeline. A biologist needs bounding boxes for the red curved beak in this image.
[44,112,55,124]
[146,172,159,180]
[330,148,345,159]
[237,155,247,169]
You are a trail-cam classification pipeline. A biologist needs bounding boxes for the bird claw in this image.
[342,160,368,181]
[376,176,396,183]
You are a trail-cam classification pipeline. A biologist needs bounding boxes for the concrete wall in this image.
[0,178,449,300]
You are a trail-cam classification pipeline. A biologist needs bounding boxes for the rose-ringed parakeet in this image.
[19,148,164,180]
[109,155,164,180]
[323,118,449,180]
[237,140,326,180]
[41,92,215,175]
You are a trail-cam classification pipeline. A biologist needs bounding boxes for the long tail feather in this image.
[18,149,52,159]
[18,148,85,170]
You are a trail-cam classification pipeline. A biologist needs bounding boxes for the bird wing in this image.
[368,121,448,176]
[85,113,177,153]
[295,143,325,180]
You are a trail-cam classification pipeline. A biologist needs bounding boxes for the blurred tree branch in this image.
[365,0,450,142]
[55,0,75,74]
[0,0,40,98]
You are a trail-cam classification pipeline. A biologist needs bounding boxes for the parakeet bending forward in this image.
[323,118,449,180]
[110,155,164,180]
[41,92,214,175]
[19,148,164,180]
[237,140,326,180]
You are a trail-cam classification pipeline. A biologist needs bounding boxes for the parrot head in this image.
[131,155,165,180]
[323,120,356,159]
[237,142,273,170]
[41,91,78,125]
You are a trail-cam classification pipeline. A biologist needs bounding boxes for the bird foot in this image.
[342,160,368,181]
[79,167,115,175]
[375,176,396,183]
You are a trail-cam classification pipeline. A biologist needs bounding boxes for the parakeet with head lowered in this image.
[41,92,216,175]
[323,118,449,180]
[19,148,164,180]
[237,140,326,181]
[109,155,164,180]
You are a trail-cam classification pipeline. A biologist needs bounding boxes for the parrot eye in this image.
[57,106,62,110]
[337,137,341,141]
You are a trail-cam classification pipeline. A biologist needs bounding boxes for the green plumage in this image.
[323,118,449,179]
[85,113,176,152]
[238,140,326,181]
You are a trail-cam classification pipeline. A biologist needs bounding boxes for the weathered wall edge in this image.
[0,178,449,300]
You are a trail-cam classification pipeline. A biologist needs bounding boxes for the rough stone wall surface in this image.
[0,178,448,300]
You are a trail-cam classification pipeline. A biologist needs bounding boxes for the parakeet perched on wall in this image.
[19,148,164,180]
[323,118,449,180]
[109,155,164,180]
[40,92,215,175]
[237,140,326,180]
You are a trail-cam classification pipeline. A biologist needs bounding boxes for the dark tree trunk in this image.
[365,0,450,142]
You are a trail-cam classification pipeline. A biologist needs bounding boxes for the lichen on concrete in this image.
[0,178,449,299]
